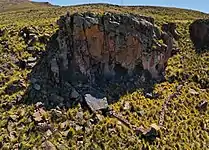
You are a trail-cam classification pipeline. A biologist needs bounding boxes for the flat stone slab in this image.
[84,94,108,112]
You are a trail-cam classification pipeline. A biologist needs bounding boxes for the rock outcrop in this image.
[162,22,180,41]
[26,12,179,108]
[189,19,209,51]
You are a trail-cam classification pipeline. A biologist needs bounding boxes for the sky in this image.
[34,0,209,13]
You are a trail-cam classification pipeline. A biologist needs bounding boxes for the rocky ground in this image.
[0,3,209,150]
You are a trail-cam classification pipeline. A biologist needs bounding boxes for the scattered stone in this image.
[46,129,53,137]
[95,113,104,121]
[76,111,83,120]
[28,62,37,68]
[144,127,160,139]
[77,141,84,145]
[150,123,161,131]
[17,107,25,116]
[9,131,17,141]
[85,94,108,112]
[60,121,68,129]
[27,57,37,62]
[196,100,208,111]
[75,125,83,131]
[137,110,145,116]
[33,111,42,122]
[41,140,56,150]
[136,123,160,138]
[2,102,13,110]
[29,33,38,41]
[26,57,37,68]
[189,89,199,95]
[19,26,39,45]
[144,92,159,99]
[27,46,35,51]
[7,121,15,132]
[62,130,70,137]
[123,101,130,110]
[13,143,20,150]
[32,147,38,150]
[38,107,47,115]
[108,128,117,134]
[145,93,153,98]
[37,123,53,132]
[200,89,207,92]
[51,109,62,119]
[9,115,18,121]
[176,85,183,92]
[200,121,207,130]
[84,126,91,134]
[35,102,44,108]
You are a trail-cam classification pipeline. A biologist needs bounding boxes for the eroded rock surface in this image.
[26,12,179,108]
[189,19,209,51]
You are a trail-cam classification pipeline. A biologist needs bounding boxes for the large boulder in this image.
[26,12,179,108]
[189,19,209,50]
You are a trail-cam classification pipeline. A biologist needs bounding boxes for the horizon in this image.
[33,0,209,13]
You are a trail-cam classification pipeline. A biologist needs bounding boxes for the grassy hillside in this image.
[0,0,53,12]
[0,3,209,149]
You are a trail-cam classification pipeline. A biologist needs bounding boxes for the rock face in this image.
[189,19,209,50]
[26,12,179,108]
[162,22,180,41]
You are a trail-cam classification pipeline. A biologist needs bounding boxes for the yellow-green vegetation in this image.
[0,3,209,149]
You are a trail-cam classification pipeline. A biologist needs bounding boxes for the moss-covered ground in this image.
[0,4,209,149]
